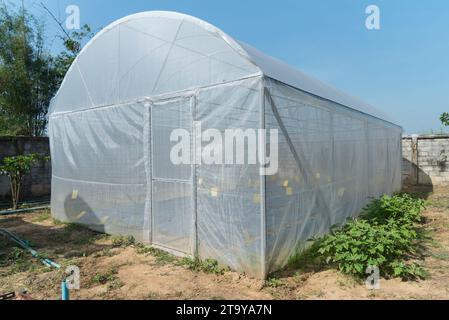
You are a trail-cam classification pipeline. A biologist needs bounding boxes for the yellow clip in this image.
[253,194,261,204]
[283,180,289,188]
[101,216,110,224]
[76,211,87,220]
[71,190,78,200]
[286,187,293,196]
[210,188,219,197]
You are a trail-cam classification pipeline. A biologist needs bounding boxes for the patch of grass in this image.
[93,248,116,258]
[52,218,65,226]
[31,210,51,222]
[0,247,39,276]
[432,251,449,261]
[135,243,153,255]
[182,257,230,275]
[134,244,178,265]
[135,243,230,274]
[107,279,124,290]
[426,195,449,209]
[264,277,284,288]
[111,235,135,247]
[90,267,119,286]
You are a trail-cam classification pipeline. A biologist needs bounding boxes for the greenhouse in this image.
[48,11,402,278]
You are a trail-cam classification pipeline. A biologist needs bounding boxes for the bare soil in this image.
[1,185,449,300]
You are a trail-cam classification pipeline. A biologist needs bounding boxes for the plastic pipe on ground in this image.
[0,205,50,216]
[0,228,61,269]
[61,281,69,301]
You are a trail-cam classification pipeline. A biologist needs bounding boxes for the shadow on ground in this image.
[0,210,113,265]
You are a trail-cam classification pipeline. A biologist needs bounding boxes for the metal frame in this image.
[148,95,196,256]
[259,79,267,279]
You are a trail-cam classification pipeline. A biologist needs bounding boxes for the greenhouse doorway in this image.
[150,96,195,255]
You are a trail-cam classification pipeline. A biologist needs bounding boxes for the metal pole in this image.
[191,94,199,259]
[259,78,267,279]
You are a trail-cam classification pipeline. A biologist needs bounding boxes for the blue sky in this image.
[22,0,449,134]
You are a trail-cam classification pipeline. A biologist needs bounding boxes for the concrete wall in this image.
[0,137,51,199]
[402,135,449,186]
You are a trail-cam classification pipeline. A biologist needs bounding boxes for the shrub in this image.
[361,194,425,225]
[315,194,427,280]
[0,154,49,209]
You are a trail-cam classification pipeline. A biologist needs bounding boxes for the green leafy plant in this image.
[0,3,93,136]
[0,153,49,209]
[361,194,425,225]
[90,267,119,285]
[182,257,230,275]
[313,194,427,280]
[111,235,135,247]
[265,277,284,288]
[440,112,449,127]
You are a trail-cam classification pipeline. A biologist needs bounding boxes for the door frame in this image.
[146,94,197,257]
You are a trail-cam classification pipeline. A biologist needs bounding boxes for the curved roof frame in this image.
[50,11,399,128]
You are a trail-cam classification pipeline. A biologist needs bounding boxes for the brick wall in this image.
[0,137,51,199]
[402,135,449,186]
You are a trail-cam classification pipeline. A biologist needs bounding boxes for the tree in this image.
[0,4,60,136]
[440,112,449,127]
[0,2,92,137]
[55,24,93,77]
[0,153,49,210]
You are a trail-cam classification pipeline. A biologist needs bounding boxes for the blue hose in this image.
[0,228,61,269]
[61,281,70,301]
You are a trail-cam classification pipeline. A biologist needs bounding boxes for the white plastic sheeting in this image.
[48,11,402,278]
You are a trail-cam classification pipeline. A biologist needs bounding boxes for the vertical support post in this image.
[259,78,267,279]
[191,94,199,259]
[330,112,336,183]
[149,103,153,244]
[143,100,153,244]
[365,120,371,198]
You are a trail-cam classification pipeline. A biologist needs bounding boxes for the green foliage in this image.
[0,153,48,209]
[135,244,178,265]
[0,4,58,136]
[265,277,284,288]
[440,112,449,127]
[361,194,425,225]
[90,267,119,285]
[135,243,230,274]
[55,24,93,75]
[182,257,230,275]
[0,3,92,136]
[111,235,135,247]
[0,247,37,276]
[31,210,51,222]
[313,194,427,280]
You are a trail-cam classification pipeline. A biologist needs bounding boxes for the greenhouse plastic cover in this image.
[48,11,402,278]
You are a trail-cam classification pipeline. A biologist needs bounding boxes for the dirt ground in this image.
[1,185,449,300]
